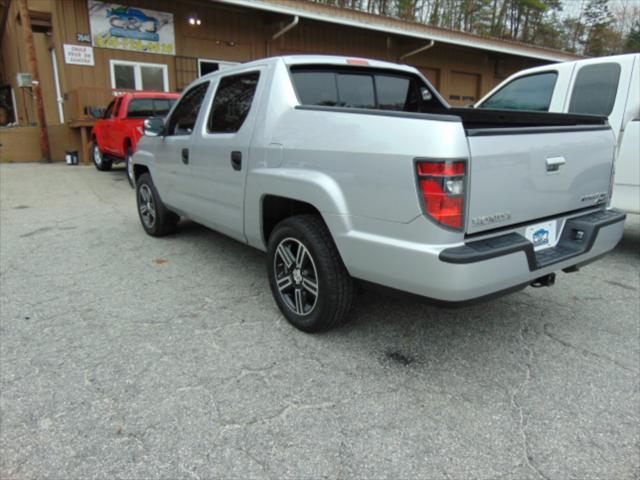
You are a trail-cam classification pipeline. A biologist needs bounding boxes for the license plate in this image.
[525,221,556,251]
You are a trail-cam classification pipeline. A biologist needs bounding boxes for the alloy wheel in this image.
[138,184,156,228]
[93,145,102,167]
[273,237,319,316]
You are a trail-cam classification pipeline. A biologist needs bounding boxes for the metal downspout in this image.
[399,40,435,61]
[267,15,299,56]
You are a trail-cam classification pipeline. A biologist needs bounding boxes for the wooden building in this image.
[0,0,582,162]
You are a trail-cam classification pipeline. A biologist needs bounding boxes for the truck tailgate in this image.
[466,126,615,234]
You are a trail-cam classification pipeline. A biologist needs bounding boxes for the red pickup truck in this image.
[91,92,179,185]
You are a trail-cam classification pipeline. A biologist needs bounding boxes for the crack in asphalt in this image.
[511,322,551,480]
[543,323,637,374]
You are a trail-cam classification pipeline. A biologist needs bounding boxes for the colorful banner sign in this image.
[88,1,175,55]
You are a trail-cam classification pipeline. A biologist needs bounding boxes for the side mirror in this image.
[144,117,165,137]
[420,87,433,102]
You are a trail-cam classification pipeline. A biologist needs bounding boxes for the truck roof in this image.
[118,92,181,99]
[197,55,419,82]
[280,54,417,73]
[499,53,640,77]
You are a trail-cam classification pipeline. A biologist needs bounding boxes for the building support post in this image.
[17,0,51,162]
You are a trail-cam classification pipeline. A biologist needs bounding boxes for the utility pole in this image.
[17,0,51,162]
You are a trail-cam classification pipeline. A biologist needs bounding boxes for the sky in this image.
[561,0,635,16]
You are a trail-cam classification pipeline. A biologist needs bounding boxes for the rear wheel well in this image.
[133,164,149,183]
[262,195,322,244]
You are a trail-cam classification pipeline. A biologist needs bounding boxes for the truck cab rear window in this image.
[291,67,444,112]
[127,98,176,118]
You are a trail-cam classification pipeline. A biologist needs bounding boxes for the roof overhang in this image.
[212,0,581,63]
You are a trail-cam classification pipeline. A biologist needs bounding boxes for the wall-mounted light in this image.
[188,15,202,26]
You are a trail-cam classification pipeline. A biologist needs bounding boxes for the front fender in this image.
[131,137,157,178]
[244,168,351,250]
[92,123,104,145]
[128,124,145,152]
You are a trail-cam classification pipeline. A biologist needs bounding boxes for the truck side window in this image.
[478,72,557,111]
[112,98,122,117]
[569,63,621,117]
[166,82,209,136]
[103,101,115,119]
[154,99,176,117]
[208,72,260,134]
[128,98,177,118]
[127,99,154,118]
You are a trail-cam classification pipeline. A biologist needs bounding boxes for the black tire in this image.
[125,147,135,188]
[91,141,112,171]
[267,215,355,332]
[136,173,179,237]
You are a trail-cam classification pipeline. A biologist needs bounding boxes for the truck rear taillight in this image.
[416,160,466,230]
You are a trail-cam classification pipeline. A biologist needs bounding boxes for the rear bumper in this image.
[440,209,626,271]
[328,209,626,303]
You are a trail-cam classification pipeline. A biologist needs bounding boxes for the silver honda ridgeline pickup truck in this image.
[133,55,626,332]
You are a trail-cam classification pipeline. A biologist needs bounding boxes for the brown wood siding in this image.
[0,0,552,162]
[46,0,547,104]
[48,123,81,160]
[0,124,80,162]
[1,0,33,123]
[271,18,392,59]
[50,0,267,94]
[175,56,197,91]
[0,126,43,161]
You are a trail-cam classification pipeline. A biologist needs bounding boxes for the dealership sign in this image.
[63,44,95,66]
[88,1,175,55]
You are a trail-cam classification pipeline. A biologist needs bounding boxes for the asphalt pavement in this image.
[1,163,638,479]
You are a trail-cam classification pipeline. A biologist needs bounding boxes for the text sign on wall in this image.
[63,44,95,66]
[88,0,175,56]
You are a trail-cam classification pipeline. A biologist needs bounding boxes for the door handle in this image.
[546,156,565,173]
[231,151,242,171]
[182,148,189,165]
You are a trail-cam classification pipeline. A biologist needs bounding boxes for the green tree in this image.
[624,20,640,53]
[582,0,618,55]
[307,0,627,54]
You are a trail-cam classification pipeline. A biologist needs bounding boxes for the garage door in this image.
[449,71,480,106]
